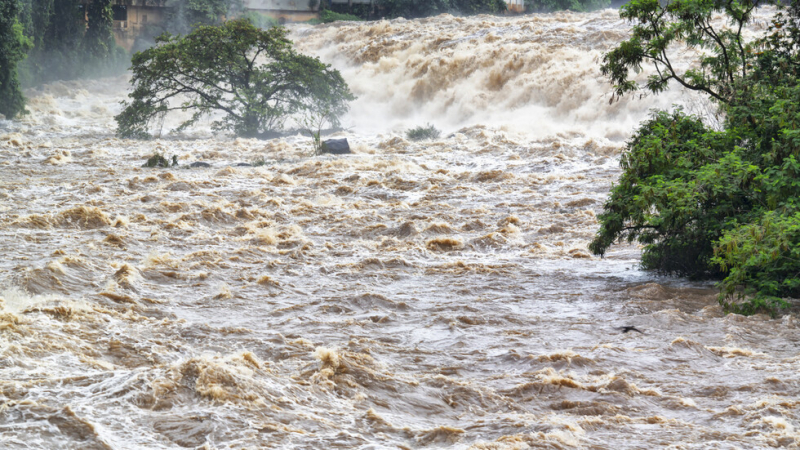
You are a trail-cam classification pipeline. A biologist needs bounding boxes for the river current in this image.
[1,8,798,450]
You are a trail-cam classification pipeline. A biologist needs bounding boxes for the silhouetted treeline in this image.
[324,0,507,20]
[15,0,241,86]
[524,0,610,12]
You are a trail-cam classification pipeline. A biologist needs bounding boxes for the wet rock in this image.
[234,163,252,167]
[322,138,352,155]
[605,377,638,395]
[166,182,192,191]
[426,237,465,251]
[190,162,211,168]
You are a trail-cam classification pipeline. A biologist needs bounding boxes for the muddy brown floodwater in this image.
[1,8,798,450]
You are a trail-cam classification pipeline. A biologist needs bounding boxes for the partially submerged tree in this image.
[115,19,354,138]
[591,0,800,314]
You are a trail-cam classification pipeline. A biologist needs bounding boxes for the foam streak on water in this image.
[1,8,798,450]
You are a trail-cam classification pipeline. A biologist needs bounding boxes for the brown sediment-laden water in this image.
[1,8,798,450]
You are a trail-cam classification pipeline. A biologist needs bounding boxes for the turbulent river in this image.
[1,8,799,450]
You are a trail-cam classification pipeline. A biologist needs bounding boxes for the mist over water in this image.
[2,8,798,450]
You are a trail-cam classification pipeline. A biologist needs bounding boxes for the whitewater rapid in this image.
[1,8,798,450]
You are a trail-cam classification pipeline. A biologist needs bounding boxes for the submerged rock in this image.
[190,162,211,168]
[322,138,352,155]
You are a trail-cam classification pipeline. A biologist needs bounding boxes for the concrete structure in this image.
[103,0,526,51]
[243,0,320,24]
[506,0,524,13]
[111,1,169,51]
[106,0,321,51]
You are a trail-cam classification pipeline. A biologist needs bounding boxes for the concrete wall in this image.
[245,0,319,11]
[506,0,525,12]
[244,9,320,23]
[243,0,320,22]
[106,0,527,51]
[109,0,321,50]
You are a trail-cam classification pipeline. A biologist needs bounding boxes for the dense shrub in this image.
[406,124,442,141]
[318,10,363,23]
[589,110,734,277]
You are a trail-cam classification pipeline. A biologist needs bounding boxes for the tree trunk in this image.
[240,111,261,137]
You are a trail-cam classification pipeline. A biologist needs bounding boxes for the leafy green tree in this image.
[115,19,354,139]
[588,109,742,276]
[591,0,800,314]
[0,0,31,119]
[601,0,762,104]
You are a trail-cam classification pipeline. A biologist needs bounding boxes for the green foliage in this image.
[308,130,324,155]
[318,10,363,23]
[16,0,127,86]
[406,124,442,141]
[115,20,355,139]
[18,0,85,83]
[713,211,800,314]
[327,0,507,20]
[0,0,31,119]
[142,153,177,168]
[601,0,763,104]
[592,1,800,314]
[589,110,741,275]
[83,0,127,73]
[84,0,114,60]
[524,0,609,13]
[451,0,508,15]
